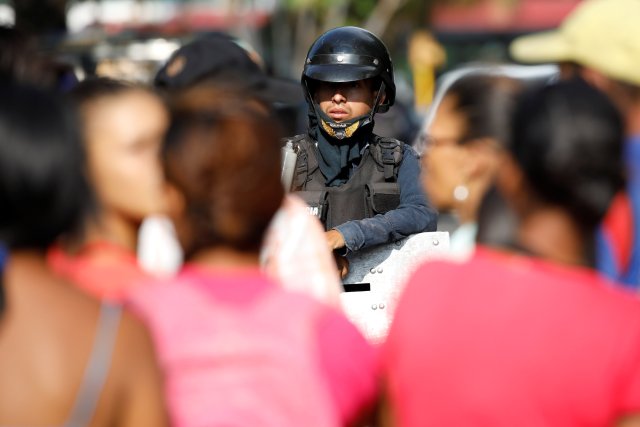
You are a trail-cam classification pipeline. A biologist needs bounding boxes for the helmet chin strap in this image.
[306,80,386,140]
[316,109,370,140]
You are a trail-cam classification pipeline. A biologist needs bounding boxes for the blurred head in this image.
[510,0,640,130]
[163,84,284,258]
[0,83,90,250]
[154,33,302,105]
[422,75,522,221]
[510,0,640,89]
[498,79,625,234]
[70,78,169,227]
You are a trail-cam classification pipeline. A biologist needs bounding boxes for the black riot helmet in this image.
[302,26,396,113]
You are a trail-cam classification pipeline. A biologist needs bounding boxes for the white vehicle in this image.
[413,63,559,153]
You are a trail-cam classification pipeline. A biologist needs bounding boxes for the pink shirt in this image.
[384,247,640,426]
[129,264,377,427]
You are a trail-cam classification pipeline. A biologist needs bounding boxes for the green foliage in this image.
[284,0,338,13]
[351,0,377,21]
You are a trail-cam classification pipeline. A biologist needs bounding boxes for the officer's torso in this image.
[289,134,402,230]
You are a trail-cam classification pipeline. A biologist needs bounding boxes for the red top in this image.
[602,191,635,274]
[383,247,640,427]
[47,241,151,302]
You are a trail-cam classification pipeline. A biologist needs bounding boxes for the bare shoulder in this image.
[0,258,104,425]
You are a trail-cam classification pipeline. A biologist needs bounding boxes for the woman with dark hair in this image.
[0,83,167,426]
[47,77,172,301]
[421,74,523,258]
[382,80,640,426]
[127,84,378,427]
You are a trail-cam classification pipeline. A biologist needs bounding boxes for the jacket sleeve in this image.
[335,145,438,252]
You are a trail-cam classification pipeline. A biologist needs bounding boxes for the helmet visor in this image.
[304,53,382,83]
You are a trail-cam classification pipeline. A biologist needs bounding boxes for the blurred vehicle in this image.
[414,62,559,151]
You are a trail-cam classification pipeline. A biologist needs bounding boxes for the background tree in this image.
[269,0,425,78]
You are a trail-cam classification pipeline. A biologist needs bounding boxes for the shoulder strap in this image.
[291,134,319,173]
[64,304,122,427]
[0,244,6,315]
[370,136,404,181]
[287,134,321,190]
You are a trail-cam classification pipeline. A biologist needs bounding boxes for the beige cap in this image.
[510,0,640,86]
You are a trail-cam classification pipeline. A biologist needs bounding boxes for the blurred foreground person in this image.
[0,83,167,426]
[422,74,522,258]
[511,0,640,288]
[383,80,640,426]
[48,78,174,301]
[128,86,378,427]
[152,33,342,306]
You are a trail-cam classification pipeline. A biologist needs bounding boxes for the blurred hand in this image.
[334,254,350,279]
[326,229,346,250]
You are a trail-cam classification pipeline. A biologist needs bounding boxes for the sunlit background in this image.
[2,0,579,82]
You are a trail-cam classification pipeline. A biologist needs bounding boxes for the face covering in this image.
[306,81,386,186]
[314,109,374,186]
[316,107,373,140]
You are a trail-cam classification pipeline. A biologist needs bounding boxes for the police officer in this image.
[288,26,437,258]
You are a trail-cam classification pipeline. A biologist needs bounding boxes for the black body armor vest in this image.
[288,134,404,230]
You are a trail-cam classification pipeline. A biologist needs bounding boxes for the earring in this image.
[453,185,469,202]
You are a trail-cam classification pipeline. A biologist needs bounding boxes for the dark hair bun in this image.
[511,78,625,230]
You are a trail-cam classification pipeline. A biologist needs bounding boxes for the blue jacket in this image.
[335,144,438,252]
[596,135,640,288]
